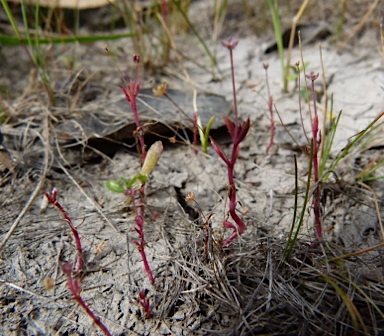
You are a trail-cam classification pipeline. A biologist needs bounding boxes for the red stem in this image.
[132,188,155,284]
[229,48,239,125]
[264,65,275,153]
[129,93,146,164]
[45,189,84,271]
[63,264,112,336]
[222,142,246,247]
[310,78,322,239]
[219,38,249,247]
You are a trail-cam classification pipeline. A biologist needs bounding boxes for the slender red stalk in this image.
[306,71,322,240]
[222,37,239,124]
[45,188,83,272]
[211,37,250,247]
[263,63,275,153]
[120,55,155,283]
[131,191,155,284]
[120,55,146,164]
[62,263,112,336]
[45,189,111,335]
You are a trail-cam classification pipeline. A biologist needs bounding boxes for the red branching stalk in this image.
[45,188,84,272]
[129,190,155,284]
[263,63,276,154]
[120,55,157,284]
[120,55,146,164]
[45,189,112,335]
[211,37,250,247]
[306,71,322,240]
[62,263,112,336]
[138,289,152,319]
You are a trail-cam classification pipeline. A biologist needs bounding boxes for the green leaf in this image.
[202,115,215,153]
[300,88,310,100]
[0,32,138,46]
[126,173,148,190]
[286,73,298,81]
[105,180,125,193]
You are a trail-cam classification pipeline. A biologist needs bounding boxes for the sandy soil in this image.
[1,1,384,335]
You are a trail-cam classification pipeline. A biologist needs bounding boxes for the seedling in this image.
[196,113,215,154]
[62,263,112,336]
[106,141,163,284]
[45,188,84,272]
[210,37,250,247]
[306,71,322,240]
[105,54,164,284]
[45,188,112,336]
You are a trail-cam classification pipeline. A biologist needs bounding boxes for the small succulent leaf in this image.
[210,137,229,165]
[105,180,125,193]
[128,173,148,190]
[237,118,250,143]
[300,88,310,100]
[125,176,136,189]
[120,177,130,188]
[286,73,298,81]
[222,115,236,139]
[119,86,131,102]
[44,192,53,203]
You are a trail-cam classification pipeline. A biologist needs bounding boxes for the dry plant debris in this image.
[1,0,384,335]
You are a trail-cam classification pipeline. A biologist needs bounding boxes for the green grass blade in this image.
[320,101,343,180]
[171,0,218,70]
[0,32,138,46]
[281,154,299,263]
[0,0,22,41]
[202,115,215,153]
[320,273,368,335]
[328,112,384,175]
[266,0,284,88]
[283,142,314,261]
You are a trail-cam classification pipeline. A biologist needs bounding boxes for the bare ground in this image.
[1,1,384,335]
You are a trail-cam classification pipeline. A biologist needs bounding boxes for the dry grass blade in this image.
[0,120,50,250]
[338,0,381,51]
[59,161,121,235]
[165,237,384,335]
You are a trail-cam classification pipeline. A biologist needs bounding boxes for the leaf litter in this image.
[1,1,384,335]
